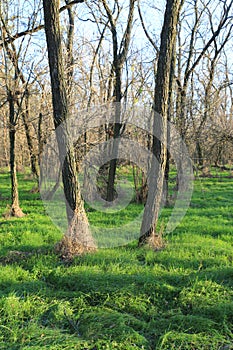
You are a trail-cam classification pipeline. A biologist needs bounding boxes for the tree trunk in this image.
[106,55,122,202]
[139,0,182,247]
[164,32,177,206]
[8,92,24,218]
[104,0,135,202]
[65,0,75,97]
[21,89,39,185]
[3,113,9,168]
[106,97,121,202]
[43,0,96,256]
[196,141,203,167]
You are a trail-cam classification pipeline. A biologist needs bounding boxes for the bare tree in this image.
[196,11,232,166]
[89,0,136,201]
[0,2,26,217]
[139,0,183,247]
[42,0,96,257]
[175,0,233,139]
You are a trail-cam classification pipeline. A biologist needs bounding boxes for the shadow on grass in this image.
[0,247,232,349]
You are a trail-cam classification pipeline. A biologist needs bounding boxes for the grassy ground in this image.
[0,169,232,349]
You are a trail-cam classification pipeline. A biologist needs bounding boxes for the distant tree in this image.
[0,2,26,217]
[103,0,136,202]
[175,0,233,140]
[0,0,47,194]
[87,0,136,201]
[196,14,232,166]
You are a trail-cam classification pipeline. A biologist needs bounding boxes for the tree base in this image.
[29,186,39,194]
[55,236,96,260]
[138,228,165,251]
[11,205,25,217]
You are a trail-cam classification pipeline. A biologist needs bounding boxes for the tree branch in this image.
[59,0,85,12]
[0,0,85,48]
[137,0,159,53]
[185,0,233,85]
[119,0,136,66]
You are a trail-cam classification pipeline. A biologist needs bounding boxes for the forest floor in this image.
[0,168,232,349]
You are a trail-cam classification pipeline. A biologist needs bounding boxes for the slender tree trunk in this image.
[43,0,96,255]
[139,0,182,247]
[65,0,75,97]
[104,0,135,202]
[106,89,121,202]
[3,113,9,168]
[106,61,122,202]
[164,33,177,205]
[8,91,24,217]
[196,141,203,167]
[38,112,43,167]
[21,90,39,185]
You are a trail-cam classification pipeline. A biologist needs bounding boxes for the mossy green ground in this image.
[0,169,232,349]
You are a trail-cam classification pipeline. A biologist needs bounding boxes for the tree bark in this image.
[21,89,39,185]
[139,0,182,247]
[8,91,24,217]
[43,0,96,255]
[164,28,177,205]
[65,0,75,97]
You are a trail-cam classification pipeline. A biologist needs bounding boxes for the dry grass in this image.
[54,235,97,261]
[146,231,166,251]
[2,205,25,218]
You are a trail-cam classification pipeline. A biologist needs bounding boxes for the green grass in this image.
[0,169,232,349]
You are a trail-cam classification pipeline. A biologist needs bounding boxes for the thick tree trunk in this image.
[43,0,96,255]
[139,0,181,247]
[8,92,24,218]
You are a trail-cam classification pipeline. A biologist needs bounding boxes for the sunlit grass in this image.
[0,168,232,349]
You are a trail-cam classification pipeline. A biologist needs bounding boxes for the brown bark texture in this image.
[8,92,25,218]
[43,0,96,255]
[139,0,182,247]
